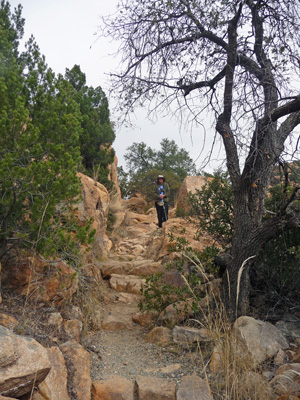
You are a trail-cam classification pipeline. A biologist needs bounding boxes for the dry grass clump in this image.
[74,264,105,336]
[179,255,273,400]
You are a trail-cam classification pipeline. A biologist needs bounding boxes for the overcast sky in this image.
[9,0,222,172]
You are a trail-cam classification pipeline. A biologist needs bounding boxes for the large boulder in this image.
[60,340,91,400]
[76,172,112,259]
[233,316,289,366]
[0,326,51,398]
[176,176,209,213]
[32,347,70,400]
[92,376,134,400]
[135,376,176,400]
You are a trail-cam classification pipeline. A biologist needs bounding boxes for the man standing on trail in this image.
[153,175,170,228]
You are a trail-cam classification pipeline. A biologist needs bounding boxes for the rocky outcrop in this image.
[176,176,209,213]
[233,316,289,366]
[124,196,147,214]
[0,326,51,398]
[2,253,78,305]
[77,172,112,259]
[108,155,122,199]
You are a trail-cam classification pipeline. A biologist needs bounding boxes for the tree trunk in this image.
[221,182,300,320]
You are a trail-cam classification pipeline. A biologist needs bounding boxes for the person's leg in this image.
[163,202,169,222]
[155,202,163,228]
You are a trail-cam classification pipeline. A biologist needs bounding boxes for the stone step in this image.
[101,260,161,278]
[109,274,145,294]
[92,375,213,400]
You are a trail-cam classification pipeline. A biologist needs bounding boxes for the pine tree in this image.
[0,1,94,261]
[65,65,115,187]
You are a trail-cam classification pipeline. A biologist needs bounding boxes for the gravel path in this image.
[89,326,206,384]
[86,283,210,384]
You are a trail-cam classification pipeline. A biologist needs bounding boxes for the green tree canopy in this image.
[125,138,196,181]
[65,64,115,187]
[0,2,94,261]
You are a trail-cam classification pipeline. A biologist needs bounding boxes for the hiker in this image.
[153,175,170,228]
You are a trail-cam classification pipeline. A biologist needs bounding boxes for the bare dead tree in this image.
[99,0,300,318]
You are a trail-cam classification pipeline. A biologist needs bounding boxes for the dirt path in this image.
[87,207,205,384]
[89,288,203,384]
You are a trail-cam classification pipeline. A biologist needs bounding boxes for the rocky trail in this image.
[88,206,204,386]
[1,173,300,400]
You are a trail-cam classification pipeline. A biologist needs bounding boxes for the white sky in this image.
[9,0,221,172]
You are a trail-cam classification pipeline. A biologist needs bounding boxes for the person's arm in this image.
[163,183,170,201]
[152,184,160,201]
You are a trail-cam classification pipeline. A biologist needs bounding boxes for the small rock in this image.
[145,327,172,345]
[177,375,213,400]
[0,314,19,330]
[102,314,133,331]
[136,375,176,400]
[262,371,275,381]
[63,319,83,342]
[158,299,195,327]
[271,363,300,396]
[132,312,154,327]
[47,312,63,327]
[145,364,181,375]
[210,345,224,374]
[92,376,134,400]
[172,326,211,346]
[275,349,287,366]
[91,309,102,330]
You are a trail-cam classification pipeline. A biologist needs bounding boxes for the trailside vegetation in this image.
[0,1,113,261]
[119,139,196,204]
[101,0,300,317]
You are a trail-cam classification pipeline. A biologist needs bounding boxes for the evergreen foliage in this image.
[121,139,196,204]
[65,65,115,187]
[0,2,107,260]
